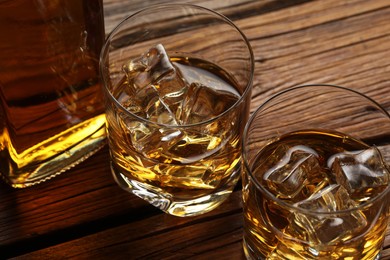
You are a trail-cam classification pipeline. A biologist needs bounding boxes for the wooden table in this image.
[1,0,390,259]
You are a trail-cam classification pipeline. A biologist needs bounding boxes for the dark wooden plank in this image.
[0,147,159,258]
[12,142,390,258]
[12,191,243,259]
[103,0,314,34]
[237,0,390,112]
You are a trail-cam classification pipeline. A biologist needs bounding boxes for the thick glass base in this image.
[243,236,382,260]
[111,163,240,217]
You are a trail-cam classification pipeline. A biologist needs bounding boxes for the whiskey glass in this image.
[100,4,254,217]
[242,84,390,259]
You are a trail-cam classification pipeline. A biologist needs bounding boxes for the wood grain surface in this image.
[1,0,389,259]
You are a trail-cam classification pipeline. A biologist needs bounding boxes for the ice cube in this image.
[122,44,176,90]
[260,145,329,202]
[177,82,239,124]
[328,147,390,202]
[122,119,187,163]
[290,184,367,244]
[153,63,188,115]
[295,184,355,211]
[121,44,188,122]
[118,44,239,162]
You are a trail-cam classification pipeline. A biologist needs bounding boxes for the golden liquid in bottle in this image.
[0,0,106,187]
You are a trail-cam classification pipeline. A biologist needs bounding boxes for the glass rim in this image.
[242,83,390,215]
[99,3,254,129]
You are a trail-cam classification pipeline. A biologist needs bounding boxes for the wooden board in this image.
[1,0,389,259]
